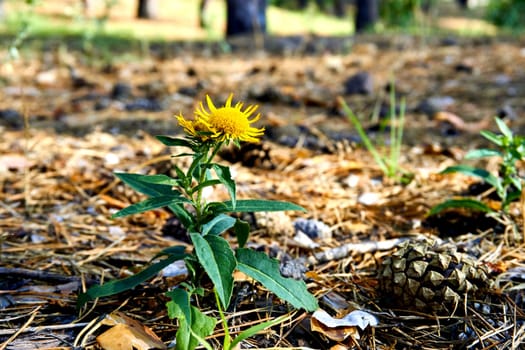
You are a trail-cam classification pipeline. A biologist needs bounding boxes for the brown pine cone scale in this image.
[379,239,494,314]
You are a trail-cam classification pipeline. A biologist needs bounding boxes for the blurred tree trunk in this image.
[137,0,158,19]
[298,0,308,9]
[0,0,4,20]
[355,0,378,33]
[334,0,347,18]
[457,0,468,9]
[226,0,267,37]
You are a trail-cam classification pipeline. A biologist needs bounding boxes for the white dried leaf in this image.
[312,309,379,331]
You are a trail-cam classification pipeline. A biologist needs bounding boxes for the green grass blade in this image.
[428,198,494,216]
[338,97,389,176]
[229,314,293,350]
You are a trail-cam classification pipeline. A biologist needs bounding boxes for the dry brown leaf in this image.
[311,309,378,342]
[96,312,166,350]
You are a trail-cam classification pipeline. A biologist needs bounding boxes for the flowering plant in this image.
[78,94,318,349]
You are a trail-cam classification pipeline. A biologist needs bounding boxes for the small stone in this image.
[111,82,133,100]
[0,108,23,129]
[343,71,374,95]
[293,218,331,240]
[125,98,163,112]
[416,96,455,117]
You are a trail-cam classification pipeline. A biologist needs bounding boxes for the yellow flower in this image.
[177,94,264,143]
[176,114,213,141]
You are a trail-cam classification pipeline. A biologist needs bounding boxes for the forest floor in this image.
[1,27,525,350]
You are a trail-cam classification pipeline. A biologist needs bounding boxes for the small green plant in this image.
[486,0,525,30]
[380,0,422,28]
[78,94,318,349]
[337,90,411,183]
[430,117,525,216]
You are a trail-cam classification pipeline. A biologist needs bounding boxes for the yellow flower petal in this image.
[193,94,264,143]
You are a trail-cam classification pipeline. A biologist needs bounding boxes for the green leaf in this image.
[169,204,195,230]
[78,246,187,308]
[236,248,318,311]
[212,164,236,209]
[480,130,503,146]
[166,289,215,350]
[230,314,292,350]
[188,306,216,350]
[465,148,502,159]
[173,165,188,186]
[156,135,195,148]
[129,174,180,187]
[115,172,174,196]
[190,233,236,309]
[209,199,306,214]
[190,179,222,195]
[440,165,502,192]
[428,198,494,216]
[114,172,194,227]
[166,288,191,322]
[495,117,513,139]
[233,219,250,248]
[112,195,191,218]
[201,214,236,236]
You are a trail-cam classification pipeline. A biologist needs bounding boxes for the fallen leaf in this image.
[311,308,379,341]
[96,311,166,350]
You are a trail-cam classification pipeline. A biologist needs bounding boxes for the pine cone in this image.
[379,239,493,314]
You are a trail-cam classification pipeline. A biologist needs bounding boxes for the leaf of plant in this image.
[128,174,180,187]
[480,130,503,146]
[465,148,502,159]
[112,195,191,218]
[190,179,222,195]
[190,233,236,309]
[78,246,187,308]
[230,314,293,350]
[156,135,195,149]
[115,172,174,196]
[188,306,216,350]
[440,165,502,192]
[166,288,215,350]
[212,164,236,209]
[166,288,191,322]
[236,248,318,311]
[210,199,306,214]
[428,198,494,216]
[233,219,250,248]
[495,117,513,139]
[201,214,236,236]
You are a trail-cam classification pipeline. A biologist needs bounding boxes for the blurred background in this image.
[1,0,523,51]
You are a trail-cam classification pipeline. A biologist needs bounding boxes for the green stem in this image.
[194,141,225,228]
[214,288,231,350]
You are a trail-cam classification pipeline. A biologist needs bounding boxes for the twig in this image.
[0,267,91,284]
[308,236,419,264]
[0,321,89,336]
[0,305,41,350]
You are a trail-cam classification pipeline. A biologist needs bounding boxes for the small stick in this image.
[0,321,89,336]
[0,306,41,350]
[309,237,415,264]
[0,267,83,283]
